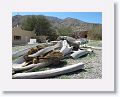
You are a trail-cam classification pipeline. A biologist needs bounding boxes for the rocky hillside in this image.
[12,15,101,32]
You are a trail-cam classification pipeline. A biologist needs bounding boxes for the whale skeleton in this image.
[12,62,84,79]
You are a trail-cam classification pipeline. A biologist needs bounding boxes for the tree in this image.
[21,16,52,36]
[21,16,36,31]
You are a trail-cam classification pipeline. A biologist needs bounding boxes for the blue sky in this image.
[12,12,102,24]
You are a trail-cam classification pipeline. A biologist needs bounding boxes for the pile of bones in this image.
[12,36,93,79]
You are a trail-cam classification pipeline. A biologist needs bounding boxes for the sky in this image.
[12,12,102,24]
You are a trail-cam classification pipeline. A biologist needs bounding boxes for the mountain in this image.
[12,15,101,32]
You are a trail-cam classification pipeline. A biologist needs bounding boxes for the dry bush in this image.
[87,25,102,40]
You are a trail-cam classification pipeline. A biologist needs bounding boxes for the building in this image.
[12,26,36,45]
[12,26,48,45]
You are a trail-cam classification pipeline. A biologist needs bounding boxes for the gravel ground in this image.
[12,41,102,79]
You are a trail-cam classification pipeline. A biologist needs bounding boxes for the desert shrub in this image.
[46,31,59,41]
[87,25,102,40]
[57,27,73,36]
